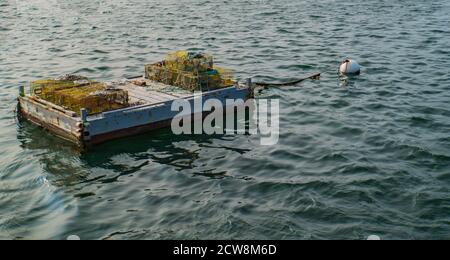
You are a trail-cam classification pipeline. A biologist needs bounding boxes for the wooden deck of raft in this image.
[117,79,193,106]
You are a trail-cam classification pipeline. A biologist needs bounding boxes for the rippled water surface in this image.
[1,0,449,239]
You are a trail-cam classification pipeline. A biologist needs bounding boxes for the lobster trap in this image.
[30,76,129,115]
[145,51,235,91]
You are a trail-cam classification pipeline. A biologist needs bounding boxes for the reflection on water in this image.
[18,117,249,184]
[15,111,263,239]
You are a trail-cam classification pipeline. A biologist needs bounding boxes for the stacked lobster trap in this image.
[30,75,129,115]
[145,51,235,91]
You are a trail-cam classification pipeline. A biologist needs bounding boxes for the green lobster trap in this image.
[145,51,235,91]
[30,75,129,115]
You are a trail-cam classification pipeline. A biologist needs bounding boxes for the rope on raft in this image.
[127,72,321,88]
[254,72,321,87]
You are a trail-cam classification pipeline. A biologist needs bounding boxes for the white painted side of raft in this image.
[84,86,250,138]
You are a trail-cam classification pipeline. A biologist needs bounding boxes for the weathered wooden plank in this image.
[135,85,183,101]
[126,92,162,104]
[18,96,83,144]
[142,79,192,97]
[29,96,78,117]
[119,84,170,104]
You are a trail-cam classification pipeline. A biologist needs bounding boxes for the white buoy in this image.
[339,59,361,75]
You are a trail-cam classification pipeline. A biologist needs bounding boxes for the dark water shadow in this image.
[16,114,253,186]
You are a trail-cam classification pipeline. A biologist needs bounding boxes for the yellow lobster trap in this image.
[145,51,235,91]
[30,75,129,115]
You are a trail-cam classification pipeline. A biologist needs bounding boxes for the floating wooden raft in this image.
[18,77,252,148]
